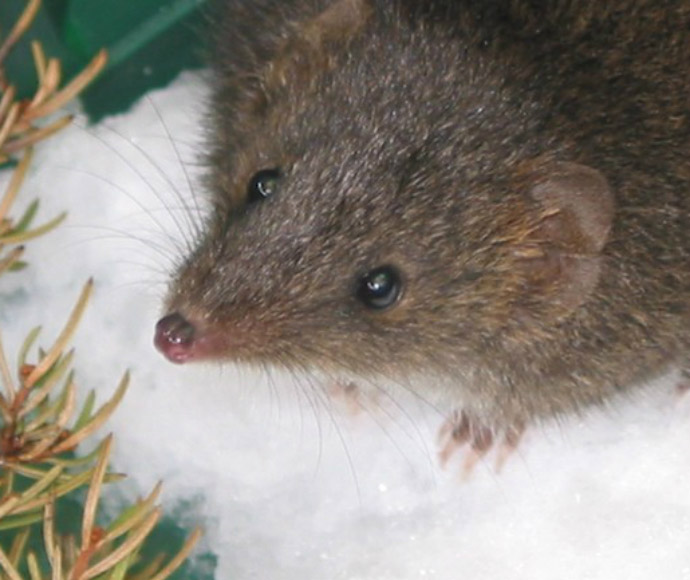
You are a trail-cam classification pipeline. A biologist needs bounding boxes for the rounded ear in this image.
[529,161,615,254]
[266,0,373,90]
[301,0,373,49]
[513,161,615,317]
[214,0,372,114]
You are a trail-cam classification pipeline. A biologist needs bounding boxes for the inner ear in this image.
[529,161,615,254]
[513,161,616,317]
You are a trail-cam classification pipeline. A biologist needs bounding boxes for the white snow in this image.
[2,71,689,580]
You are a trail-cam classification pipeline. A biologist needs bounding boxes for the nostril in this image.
[154,313,197,363]
[156,313,195,345]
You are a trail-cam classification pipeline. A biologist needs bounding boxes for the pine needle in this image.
[25,279,94,389]
[0,0,42,64]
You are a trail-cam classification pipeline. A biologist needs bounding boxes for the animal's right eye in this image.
[247,168,281,203]
[356,265,403,310]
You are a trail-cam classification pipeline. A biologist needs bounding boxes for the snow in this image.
[2,71,689,579]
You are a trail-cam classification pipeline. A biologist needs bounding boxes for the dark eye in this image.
[357,265,403,310]
[247,168,281,203]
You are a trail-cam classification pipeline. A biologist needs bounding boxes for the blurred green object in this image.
[1,0,210,122]
[0,494,217,580]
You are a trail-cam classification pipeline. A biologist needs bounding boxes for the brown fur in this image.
[160,0,690,430]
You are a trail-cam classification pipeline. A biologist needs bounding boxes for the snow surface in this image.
[2,71,690,579]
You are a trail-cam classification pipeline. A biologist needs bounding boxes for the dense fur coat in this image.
[157,0,690,433]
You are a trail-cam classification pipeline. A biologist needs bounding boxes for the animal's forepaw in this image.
[438,410,525,478]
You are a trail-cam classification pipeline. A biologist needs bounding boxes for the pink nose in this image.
[154,313,197,364]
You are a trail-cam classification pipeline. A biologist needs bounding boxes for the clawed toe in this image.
[438,410,525,477]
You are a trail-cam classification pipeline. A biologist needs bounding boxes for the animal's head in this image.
[155,0,614,377]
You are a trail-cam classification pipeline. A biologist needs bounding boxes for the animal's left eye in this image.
[247,168,281,203]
